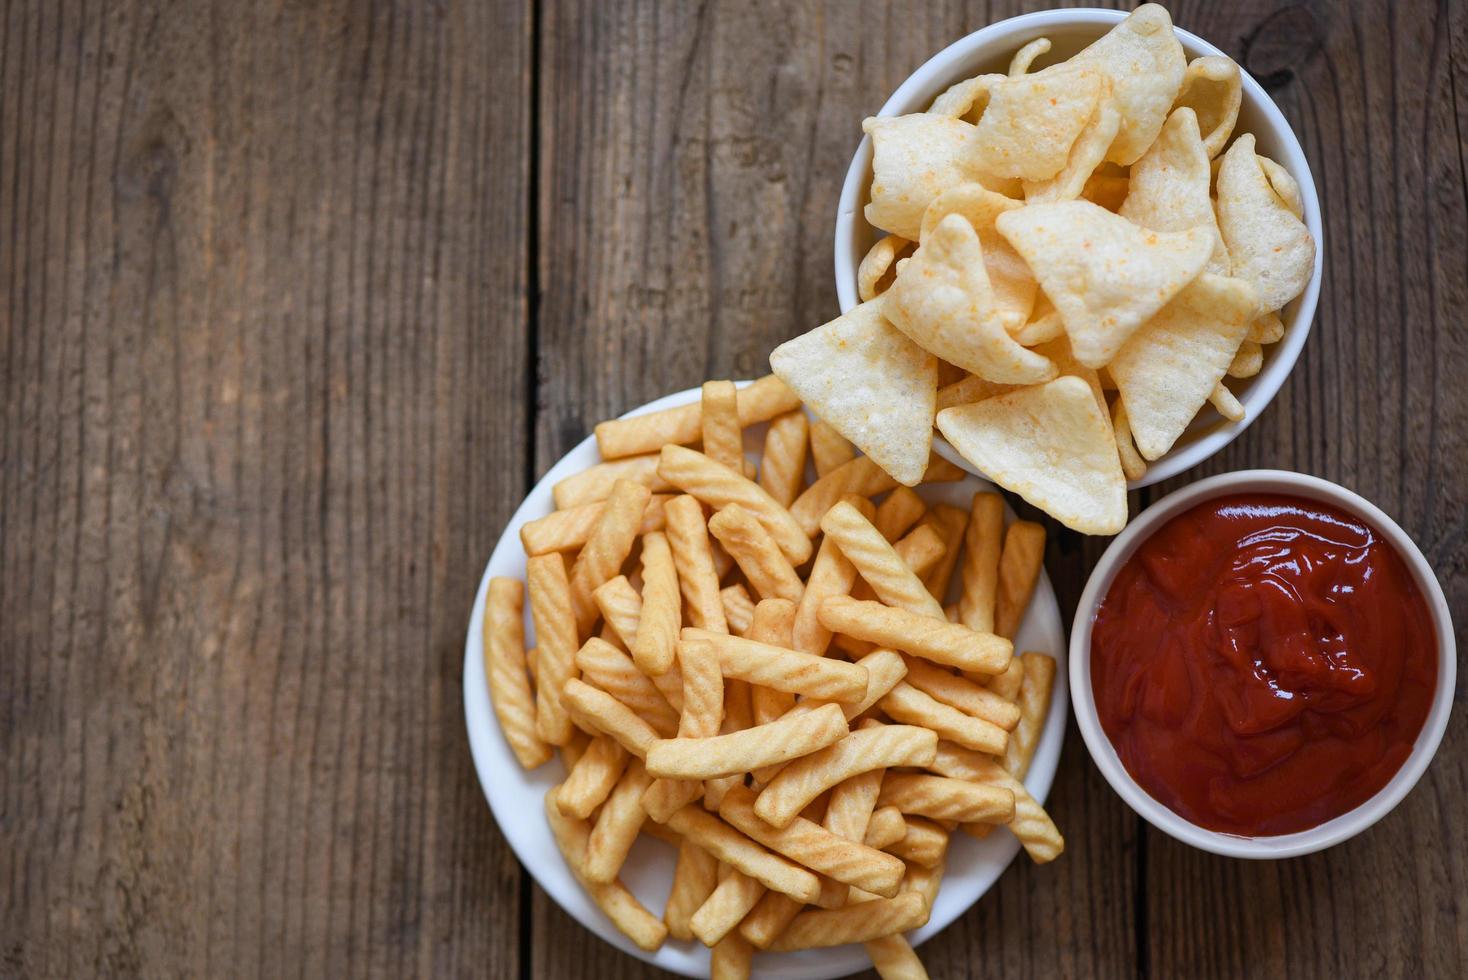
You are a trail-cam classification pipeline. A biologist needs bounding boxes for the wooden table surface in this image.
[3,0,1465,977]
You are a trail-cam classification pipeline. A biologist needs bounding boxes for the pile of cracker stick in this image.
[484,376,1062,978]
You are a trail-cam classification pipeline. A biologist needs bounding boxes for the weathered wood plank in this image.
[0,1,533,977]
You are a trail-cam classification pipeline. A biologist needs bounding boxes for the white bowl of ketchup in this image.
[1069,470,1455,858]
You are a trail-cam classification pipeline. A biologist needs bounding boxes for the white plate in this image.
[463,385,1069,978]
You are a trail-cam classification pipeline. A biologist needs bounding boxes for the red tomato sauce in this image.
[1090,493,1437,836]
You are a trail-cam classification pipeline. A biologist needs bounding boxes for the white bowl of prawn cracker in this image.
[831,5,1323,501]
[463,383,1069,979]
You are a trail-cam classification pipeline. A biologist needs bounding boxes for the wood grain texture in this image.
[0,0,532,977]
[3,0,1466,978]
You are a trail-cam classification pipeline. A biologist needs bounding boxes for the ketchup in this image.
[1090,493,1437,836]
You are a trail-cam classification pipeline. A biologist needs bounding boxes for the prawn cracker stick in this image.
[690,870,765,947]
[552,454,672,509]
[720,784,906,898]
[594,375,799,459]
[902,656,1021,730]
[710,933,754,979]
[646,702,849,779]
[994,521,1047,639]
[664,494,728,632]
[484,578,552,769]
[584,760,654,883]
[677,638,725,738]
[544,789,668,952]
[574,637,679,736]
[665,837,720,941]
[592,575,642,649]
[739,890,803,949]
[569,479,652,631]
[790,456,898,535]
[708,504,805,603]
[881,681,1008,755]
[527,553,580,746]
[819,595,1011,674]
[824,768,886,843]
[930,741,1063,863]
[919,504,969,600]
[885,817,949,868]
[701,380,744,472]
[877,773,1015,824]
[874,486,927,542]
[865,933,931,980]
[520,494,670,556]
[792,495,874,655]
[755,725,937,829]
[770,891,929,951]
[984,657,1026,701]
[561,678,661,758]
[810,419,857,476]
[862,806,908,849]
[557,734,630,819]
[893,523,947,581]
[681,628,870,702]
[820,501,946,620]
[1005,652,1057,778]
[631,530,682,675]
[658,445,812,564]
[660,804,822,903]
[759,409,810,509]
[720,583,756,636]
[748,598,799,725]
[958,492,1004,633]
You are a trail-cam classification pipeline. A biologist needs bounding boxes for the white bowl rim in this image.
[833,7,1325,494]
[1067,469,1457,859]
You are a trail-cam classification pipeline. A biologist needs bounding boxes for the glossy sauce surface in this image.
[1091,493,1437,836]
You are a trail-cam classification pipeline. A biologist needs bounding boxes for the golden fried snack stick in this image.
[642,636,726,820]
[994,521,1047,640]
[754,725,937,829]
[901,655,1021,731]
[520,494,671,556]
[528,553,580,746]
[824,768,885,844]
[664,494,729,633]
[701,380,745,472]
[552,453,673,509]
[820,501,946,620]
[708,504,805,603]
[681,629,871,702]
[665,837,720,941]
[1005,652,1057,779]
[557,734,631,820]
[885,817,949,868]
[874,486,927,542]
[819,596,1012,675]
[865,933,931,980]
[584,760,654,883]
[561,729,591,769]
[892,523,948,581]
[660,804,823,903]
[592,575,642,649]
[719,784,906,898]
[561,678,660,758]
[984,658,1026,701]
[720,583,756,636]
[569,479,653,631]
[769,891,929,951]
[877,773,1015,824]
[920,504,969,600]
[526,645,539,688]
[631,530,682,675]
[809,419,857,476]
[929,741,1063,863]
[747,598,798,726]
[792,495,874,655]
[862,806,908,849]
[957,492,1004,634]
[594,375,800,459]
[710,932,754,980]
[790,456,962,536]
[881,681,1008,756]
[690,869,765,946]
[574,637,680,736]
[485,578,553,769]
[758,410,809,508]
[738,889,802,949]
[1111,399,1148,482]
[544,789,668,952]
[658,445,812,565]
[646,702,849,779]
[857,233,909,303]
[1209,381,1245,422]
